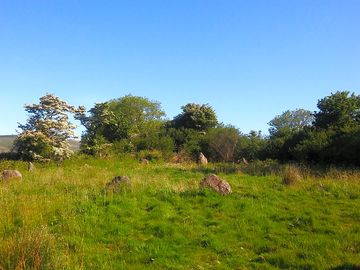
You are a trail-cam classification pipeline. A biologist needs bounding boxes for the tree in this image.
[107,95,165,138]
[237,130,267,161]
[171,103,218,131]
[14,94,84,161]
[204,125,240,162]
[264,92,360,165]
[314,91,360,130]
[76,102,122,154]
[310,91,360,165]
[268,109,314,135]
[78,95,166,155]
[266,109,314,161]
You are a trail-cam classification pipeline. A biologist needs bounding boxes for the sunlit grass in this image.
[0,157,359,269]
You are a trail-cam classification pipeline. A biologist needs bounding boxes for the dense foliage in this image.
[268,109,314,135]
[76,95,170,157]
[265,91,360,165]
[170,103,218,131]
[11,91,360,165]
[202,125,240,162]
[314,91,360,130]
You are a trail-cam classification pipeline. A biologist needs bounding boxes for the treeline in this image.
[11,91,360,166]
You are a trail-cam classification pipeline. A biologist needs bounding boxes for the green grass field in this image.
[0,157,359,269]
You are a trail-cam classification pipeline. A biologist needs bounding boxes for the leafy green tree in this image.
[314,91,360,130]
[165,127,198,150]
[78,95,166,155]
[269,109,314,135]
[107,95,165,138]
[237,130,267,161]
[264,92,360,165]
[171,103,218,131]
[310,91,360,165]
[165,103,218,159]
[14,94,84,161]
[266,109,313,161]
[76,102,119,155]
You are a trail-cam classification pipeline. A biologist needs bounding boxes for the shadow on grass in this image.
[330,264,360,270]
[192,163,239,175]
[179,189,207,198]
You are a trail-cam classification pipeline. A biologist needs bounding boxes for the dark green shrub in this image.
[137,149,163,161]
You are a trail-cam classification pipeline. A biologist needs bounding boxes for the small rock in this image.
[105,176,131,192]
[28,162,34,171]
[200,174,232,195]
[1,170,22,181]
[141,158,149,164]
[198,152,208,165]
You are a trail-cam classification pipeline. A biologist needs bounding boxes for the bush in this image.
[238,159,282,176]
[203,126,240,162]
[134,134,175,159]
[112,139,135,155]
[170,149,193,163]
[137,150,163,161]
[282,164,302,185]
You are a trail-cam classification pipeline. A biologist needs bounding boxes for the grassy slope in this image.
[0,158,359,269]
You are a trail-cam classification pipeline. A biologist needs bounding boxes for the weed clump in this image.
[282,164,302,185]
[0,226,56,270]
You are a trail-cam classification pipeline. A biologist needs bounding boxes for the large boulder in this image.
[200,174,232,195]
[198,152,208,165]
[1,170,22,181]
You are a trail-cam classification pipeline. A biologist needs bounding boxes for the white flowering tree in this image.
[14,94,85,161]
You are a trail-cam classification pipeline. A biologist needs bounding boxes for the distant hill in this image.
[0,135,80,153]
[0,135,16,153]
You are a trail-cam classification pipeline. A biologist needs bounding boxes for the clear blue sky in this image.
[1,0,359,136]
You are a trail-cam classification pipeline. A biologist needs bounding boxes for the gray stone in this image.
[28,162,34,171]
[242,158,248,165]
[141,158,150,164]
[105,176,131,192]
[1,170,22,181]
[198,152,208,165]
[200,174,232,195]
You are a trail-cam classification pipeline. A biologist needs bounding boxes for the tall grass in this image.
[0,226,56,270]
[282,164,302,185]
